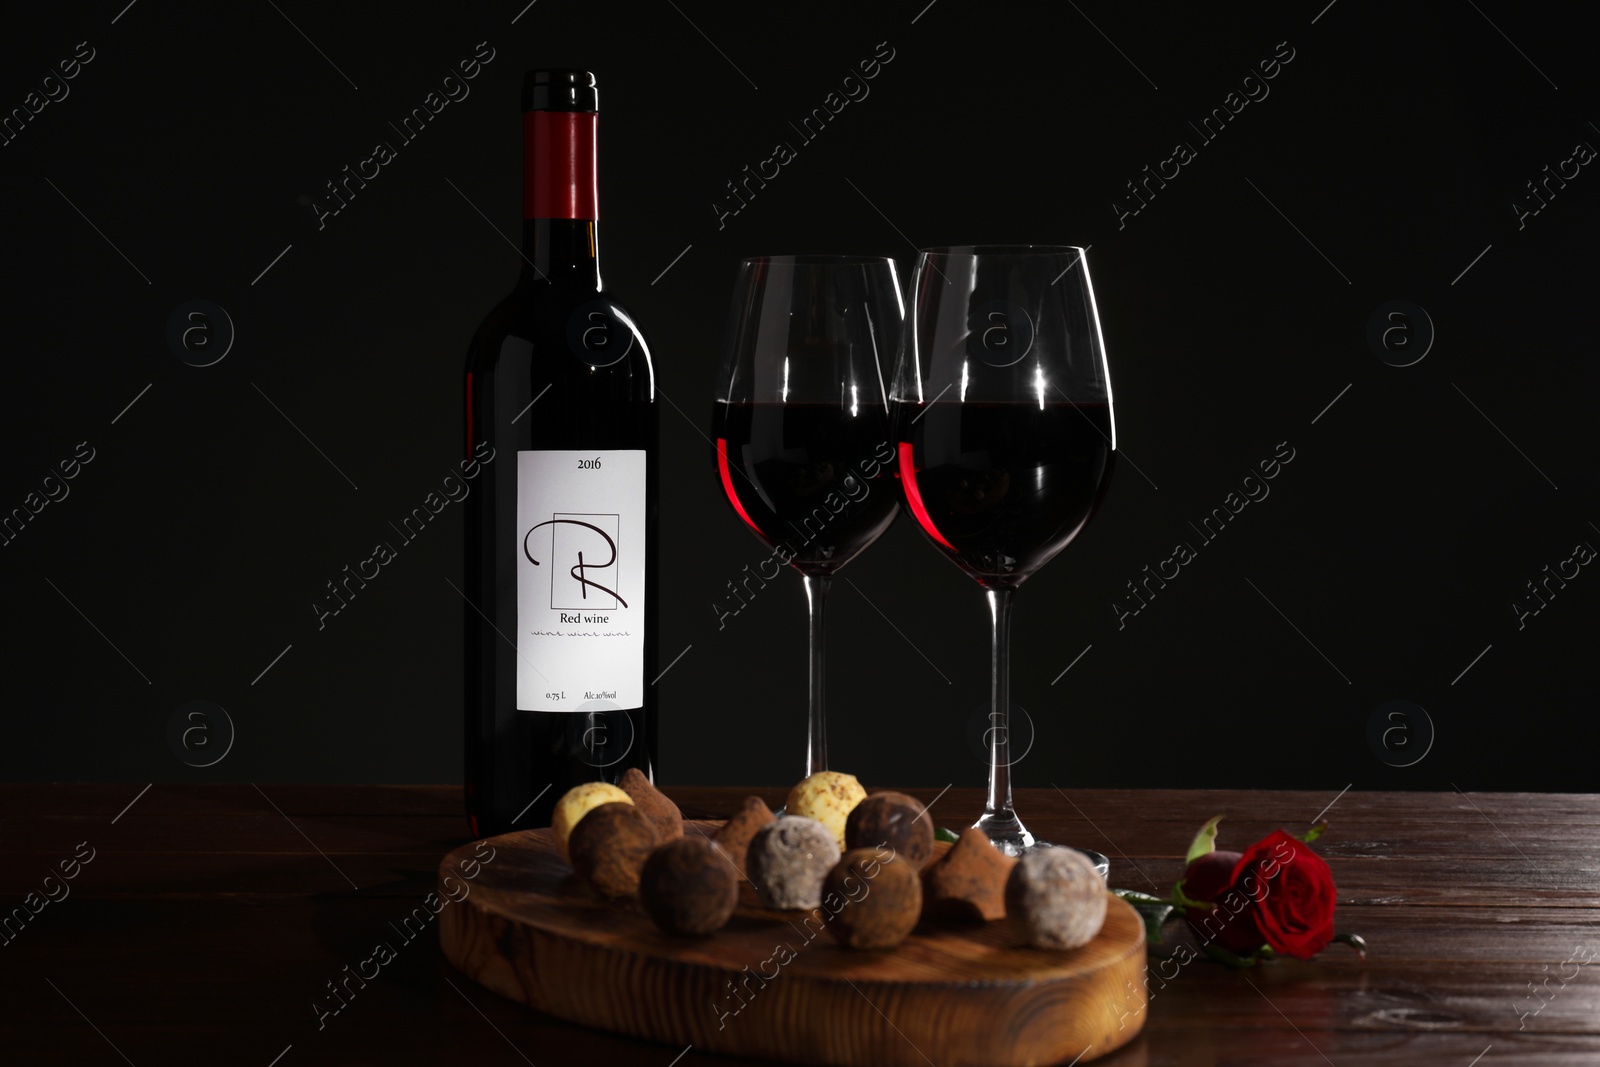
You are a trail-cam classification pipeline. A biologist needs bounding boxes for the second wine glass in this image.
[712,255,903,780]
[891,245,1117,860]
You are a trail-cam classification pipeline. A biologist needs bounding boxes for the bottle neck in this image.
[522,218,600,288]
[522,110,600,288]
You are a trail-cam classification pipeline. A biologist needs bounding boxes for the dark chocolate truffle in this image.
[824,847,922,950]
[845,791,935,870]
[567,802,658,899]
[619,767,683,842]
[712,795,776,878]
[920,827,1016,922]
[640,836,739,937]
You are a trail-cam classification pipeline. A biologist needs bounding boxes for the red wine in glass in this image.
[895,401,1114,587]
[714,401,899,574]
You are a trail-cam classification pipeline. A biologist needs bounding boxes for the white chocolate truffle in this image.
[785,771,867,850]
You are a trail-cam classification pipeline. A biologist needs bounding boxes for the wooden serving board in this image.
[439,821,1147,1067]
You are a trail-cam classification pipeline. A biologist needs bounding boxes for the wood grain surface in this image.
[2,784,1597,1066]
[437,821,1147,1066]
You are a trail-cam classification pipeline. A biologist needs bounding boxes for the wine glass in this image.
[712,255,904,782]
[890,245,1116,861]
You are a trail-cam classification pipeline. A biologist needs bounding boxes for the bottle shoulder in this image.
[467,281,581,353]
[466,280,654,392]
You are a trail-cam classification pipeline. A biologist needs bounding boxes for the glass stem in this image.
[802,573,831,778]
[977,586,1031,854]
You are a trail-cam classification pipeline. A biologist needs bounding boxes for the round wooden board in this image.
[439,822,1147,1067]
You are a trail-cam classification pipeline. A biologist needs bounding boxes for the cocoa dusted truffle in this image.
[1005,847,1108,949]
[712,795,776,878]
[640,836,739,937]
[824,847,922,949]
[845,792,934,870]
[567,802,657,899]
[747,816,840,910]
[921,827,1016,922]
[551,782,632,862]
[619,767,683,843]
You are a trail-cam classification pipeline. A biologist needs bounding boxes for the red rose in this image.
[1232,829,1336,960]
[1181,849,1267,956]
[1181,829,1338,960]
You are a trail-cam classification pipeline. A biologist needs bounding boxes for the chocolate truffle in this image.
[551,782,633,863]
[921,827,1016,922]
[712,795,776,878]
[845,792,935,870]
[825,847,922,949]
[747,816,841,910]
[619,767,683,843]
[1005,847,1108,949]
[567,802,657,899]
[640,837,739,937]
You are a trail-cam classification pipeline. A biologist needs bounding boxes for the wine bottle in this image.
[464,70,658,837]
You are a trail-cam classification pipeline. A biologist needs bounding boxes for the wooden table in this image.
[2,785,1595,1065]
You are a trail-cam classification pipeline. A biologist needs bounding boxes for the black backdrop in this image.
[2,0,1594,797]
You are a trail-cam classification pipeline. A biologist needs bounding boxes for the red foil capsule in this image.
[524,110,597,220]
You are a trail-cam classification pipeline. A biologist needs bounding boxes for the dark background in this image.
[1,0,1594,797]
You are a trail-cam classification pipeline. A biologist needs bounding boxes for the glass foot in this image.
[974,812,1110,880]
[975,810,1035,857]
[986,830,1039,857]
[1033,842,1110,882]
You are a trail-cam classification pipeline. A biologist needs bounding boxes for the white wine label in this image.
[516,449,646,712]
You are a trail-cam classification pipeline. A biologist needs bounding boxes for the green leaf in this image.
[1333,932,1368,961]
[1299,820,1328,844]
[1114,889,1175,906]
[1112,889,1175,944]
[933,827,960,844]
[1199,940,1262,968]
[1185,815,1225,865]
